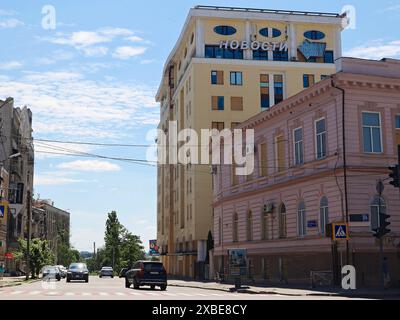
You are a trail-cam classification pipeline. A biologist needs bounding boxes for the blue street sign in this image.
[307,220,318,228]
[333,223,350,240]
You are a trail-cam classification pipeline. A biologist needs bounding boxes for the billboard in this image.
[149,240,160,256]
[228,249,247,276]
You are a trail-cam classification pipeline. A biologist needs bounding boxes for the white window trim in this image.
[315,117,327,160]
[320,205,329,234]
[362,111,383,154]
[293,126,304,166]
[260,73,286,110]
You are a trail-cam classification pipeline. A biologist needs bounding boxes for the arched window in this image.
[214,25,237,36]
[262,210,269,240]
[279,203,287,238]
[247,211,253,241]
[370,196,386,231]
[218,217,222,245]
[298,201,306,236]
[233,213,238,242]
[320,197,329,235]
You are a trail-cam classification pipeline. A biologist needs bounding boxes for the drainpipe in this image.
[331,78,349,266]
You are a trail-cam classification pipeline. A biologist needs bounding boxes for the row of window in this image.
[221,195,387,243]
[211,96,243,111]
[213,25,326,41]
[211,71,242,85]
[205,45,334,63]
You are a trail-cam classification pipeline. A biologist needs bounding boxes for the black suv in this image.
[67,263,89,283]
[125,261,167,290]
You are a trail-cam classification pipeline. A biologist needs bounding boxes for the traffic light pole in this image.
[378,192,384,290]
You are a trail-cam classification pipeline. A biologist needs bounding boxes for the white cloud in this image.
[0,60,23,70]
[345,40,400,60]
[49,31,110,48]
[82,46,109,57]
[0,9,16,16]
[140,59,155,65]
[0,18,24,28]
[0,71,158,139]
[113,46,147,60]
[35,50,75,65]
[126,35,144,43]
[99,27,133,37]
[57,160,121,172]
[34,172,85,186]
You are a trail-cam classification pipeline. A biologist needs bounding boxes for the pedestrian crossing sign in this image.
[332,222,350,241]
[0,202,7,219]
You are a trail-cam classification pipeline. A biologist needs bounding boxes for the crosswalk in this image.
[0,289,238,298]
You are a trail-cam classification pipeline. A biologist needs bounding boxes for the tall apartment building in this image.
[0,168,10,266]
[0,97,34,273]
[156,5,346,277]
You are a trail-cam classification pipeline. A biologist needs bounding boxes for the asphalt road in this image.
[0,276,369,300]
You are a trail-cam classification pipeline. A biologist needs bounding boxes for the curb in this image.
[0,277,42,289]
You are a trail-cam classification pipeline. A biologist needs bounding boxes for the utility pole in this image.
[25,190,31,280]
[377,181,384,290]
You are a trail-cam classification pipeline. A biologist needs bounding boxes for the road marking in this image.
[99,292,109,296]
[163,292,177,296]
[45,291,59,296]
[210,293,225,296]
[65,292,75,296]
[29,291,42,295]
[81,292,92,296]
[10,290,24,295]
[193,293,208,297]
[145,292,159,296]
[177,293,192,296]
[129,291,141,296]
[114,292,126,296]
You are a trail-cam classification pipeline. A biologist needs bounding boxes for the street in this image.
[0,276,370,300]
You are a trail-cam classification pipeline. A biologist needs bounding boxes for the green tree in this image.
[119,228,145,269]
[104,211,123,271]
[13,238,54,278]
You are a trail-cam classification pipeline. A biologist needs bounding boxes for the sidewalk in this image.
[0,276,41,288]
[168,279,400,299]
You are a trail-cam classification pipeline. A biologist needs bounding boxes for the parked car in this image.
[56,265,67,278]
[42,266,61,281]
[119,268,128,278]
[66,263,89,283]
[125,261,167,290]
[99,266,114,278]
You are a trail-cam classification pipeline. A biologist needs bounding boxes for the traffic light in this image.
[373,213,391,239]
[388,165,400,188]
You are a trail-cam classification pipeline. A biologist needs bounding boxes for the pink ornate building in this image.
[212,57,400,287]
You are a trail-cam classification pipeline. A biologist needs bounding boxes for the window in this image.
[218,217,222,245]
[259,143,267,177]
[321,75,329,81]
[260,74,270,109]
[315,118,327,159]
[247,211,253,241]
[273,49,288,61]
[362,112,382,153]
[259,28,281,38]
[231,97,243,111]
[324,51,334,63]
[212,96,224,111]
[214,25,237,36]
[190,33,194,44]
[304,30,325,40]
[205,45,243,59]
[303,74,315,88]
[262,211,268,240]
[396,115,400,146]
[231,122,240,129]
[294,127,304,165]
[276,135,285,172]
[279,204,287,238]
[253,49,269,60]
[298,202,306,236]
[274,75,284,105]
[320,197,329,235]
[230,71,242,85]
[370,196,386,231]
[233,213,238,242]
[211,70,224,85]
[211,122,224,131]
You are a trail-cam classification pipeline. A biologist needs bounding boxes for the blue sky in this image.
[0,0,399,252]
